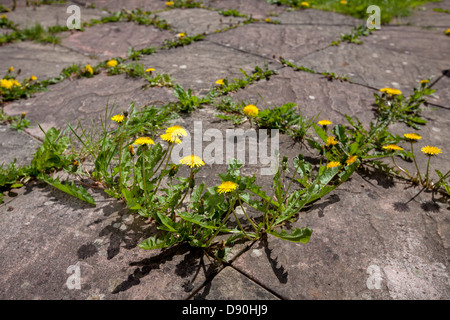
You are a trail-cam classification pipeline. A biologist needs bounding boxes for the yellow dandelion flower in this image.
[243,104,259,117]
[145,68,155,73]
[217,181,238,194]
[11,79,21,87]
[166,1,174,6]
[404,133,422,141]
[0,79,13,89]
[301,2,310,7]
[326,136,338,146]
[380,88,402,96]
[180,155,205,168]
[161,125,187,144]
[421,146,441,156]
[111,114,125,123]
[30,75,37,81]
[340,0,347,4]
[133,137,155,146]
[420,79,429,84]
[265,18,271,22]
[85,64,94,75]
[177,33,186,39]
[382,144,403,151]
[327,161,341,169]
[8,66,14,72]
[107,59,118,67]
[0,14,7,19]
[128,145,135,156]
[346,155,358,165]
[215,79,224,85]
[318,119,332,126]
[72,160,79,166]
[445,29,450,35]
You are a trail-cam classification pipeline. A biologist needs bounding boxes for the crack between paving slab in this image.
[184,239,257,300]
[204,38,281,65]
[229,264,289,300]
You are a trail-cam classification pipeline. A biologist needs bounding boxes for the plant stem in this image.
[410,141,423,184]
[238,197,258,233]
[118,134,123,189]
[206,197,236,247]
[231,204,252,241]
[391,156,412,179]
[425,155,431,188]
[148,143,174,204]
[142,147,148,204]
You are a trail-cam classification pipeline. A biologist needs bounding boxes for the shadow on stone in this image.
[305,194,341,218]
[77,243,98,259]
[358,166,395,189]
[111,244,219,295]
[393,201,410,212]
[421,201,440,213]
[259,234,288,284]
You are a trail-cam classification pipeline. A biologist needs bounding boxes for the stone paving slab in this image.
[206,22,353,62]
[428,74,450,108]
[232,171,449,300]
[203,0,285,20]
[3,1,110,28]
[192,266,280,300]
[296,42,444,94]
[139,40,281,92]
[3,73,176,139]
[0,181,223,299]
[0,125,41,167]
[0,41,95,81]
[364,26,450,68]
[156,8,245,35]
[391,0,450,31]
[60,22,173,59]
[227,66,377,124]
[71,0,167,12]
[277,8,363,26]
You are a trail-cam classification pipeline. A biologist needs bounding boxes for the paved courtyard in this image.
[0,0,449,300]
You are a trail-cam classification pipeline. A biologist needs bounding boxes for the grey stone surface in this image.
[3,73,176,139]
[0,181,221,299]
[207,23,353,62]
[277,8,363,26]
[364,26,450,69]
[0,41,95,81]
[156,8,245,35]
[192,266,280,300]
[228,66,377,124]
[232,172,450,300]
[0,125,40,166]
[297,42,444,94]
[427,72,450,108]
[139,40,281,92]
[2,2,110,28]
[391,0,450,31]
[70,0,167,12]
[60,22,173,59]
[203,0,285,20]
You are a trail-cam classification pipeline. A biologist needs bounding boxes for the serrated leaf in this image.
[269,227,313,244]
[41,176,96,206]
[138,233,181,250]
